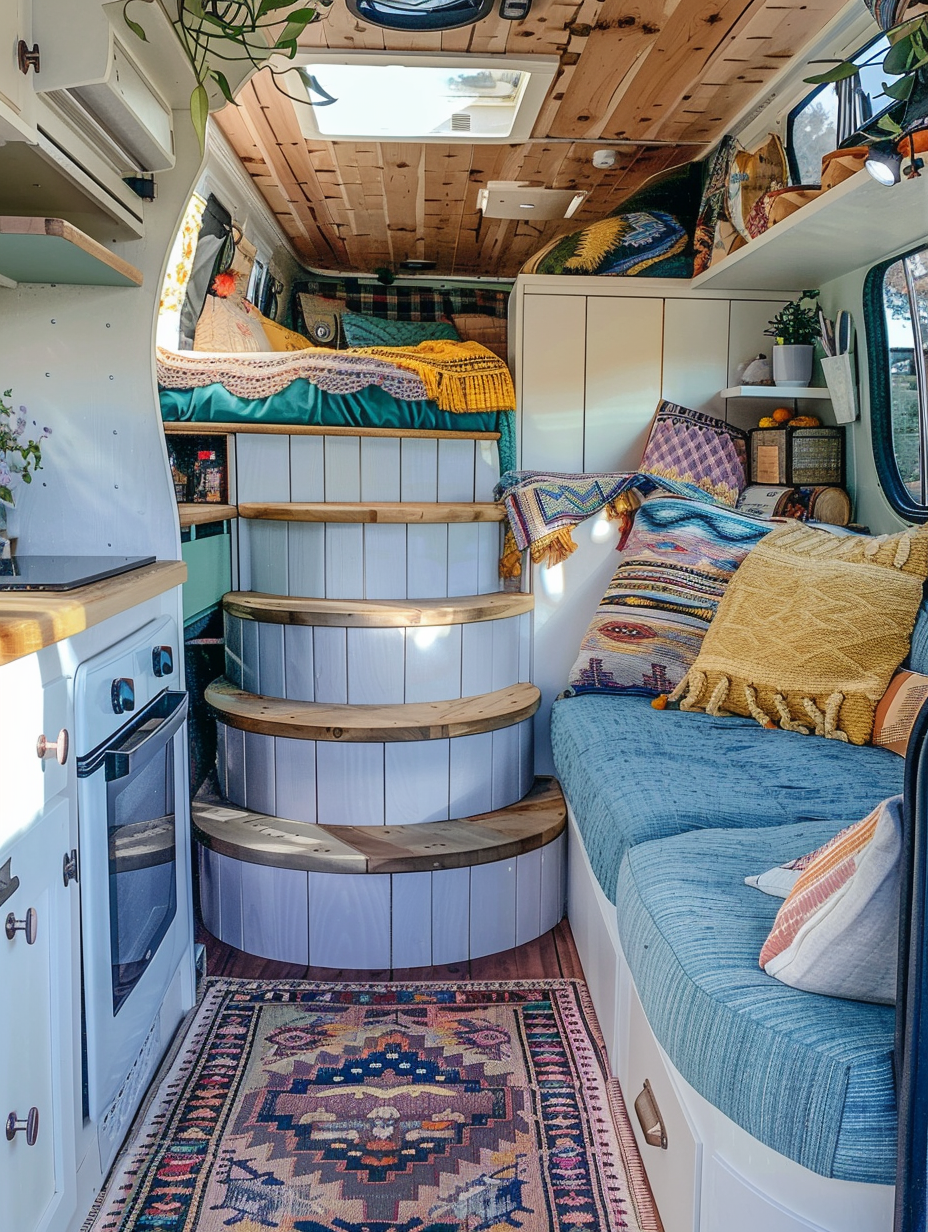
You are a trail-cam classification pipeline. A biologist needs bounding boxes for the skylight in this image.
[284,52,558,144]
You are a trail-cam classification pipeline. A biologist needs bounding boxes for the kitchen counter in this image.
[0,560,187,666]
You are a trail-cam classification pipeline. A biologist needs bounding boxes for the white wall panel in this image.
[284,625,315,701]
[241,862,309,965]
[288,523,325,598]
[323,435,361,501]
[491,723,521,810]
[518,612,532,683]
[236,435,290,502]
[348,626,405,704]
[198,846,220,937]
[662,297,730,418]
[449,731,493,817]
[313,626,347,703]
[361,436,401,501]
[437,439,474,501]
[224,613,243,688]
[407,524,448,598]
[392,871,433,968]
[540,831,566,933]
[520,294,586,470]
[518,718,534,799]
[470,859,516,959]
[257,622,285,699]
[474,440,500,500]
[491,616,520,690]
[224,724,246,806]
[405,625,461,702]
[215,850,244,951]
[477,523,501,594]
[275,736,317,823]
[584,296,663,472]
[241,617,259,694]
[290,435,325,501]
[244,731,276,815]
[364,524,407,599]
[726,297,791,432]
[316,742,385,826]
[247,522,289,596]
[431,867,470,965]
[446,524,480,597]
[325,523,364,599]
[308,872,391,969]
[385,740,450,825]
[401,438,438,501]
[515,847,543,947]
[460,622,495,697]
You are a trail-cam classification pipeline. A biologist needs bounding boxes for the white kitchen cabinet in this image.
[0,795,78,1232]
[0,0,37,142]
[0,653,70,845]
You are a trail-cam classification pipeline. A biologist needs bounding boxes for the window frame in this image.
[865,243,928,523]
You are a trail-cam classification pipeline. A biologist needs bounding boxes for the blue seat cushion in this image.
[552,693,904,902]
[617,821,896,1183]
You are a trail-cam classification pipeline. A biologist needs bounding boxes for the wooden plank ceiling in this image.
[216,0,846,277]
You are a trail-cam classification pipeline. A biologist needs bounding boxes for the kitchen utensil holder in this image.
[821,352,858,424]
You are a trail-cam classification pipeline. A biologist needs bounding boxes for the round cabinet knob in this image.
[111,677,135,715]
[5,908,37,945]
[152,646,174,678]
[5,1108,39,1146]
[36,728,69,766]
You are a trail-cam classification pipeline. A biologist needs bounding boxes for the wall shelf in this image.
[178,503,237,527]
[721,386,831,399]
[0,217,142,287]
[692,169,928,292]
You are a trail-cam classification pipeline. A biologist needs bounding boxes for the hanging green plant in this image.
[123,0,331,151]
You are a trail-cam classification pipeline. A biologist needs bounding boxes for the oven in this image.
[74,616,193,1169]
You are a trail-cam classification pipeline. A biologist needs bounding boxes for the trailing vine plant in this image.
[124,0,331,150]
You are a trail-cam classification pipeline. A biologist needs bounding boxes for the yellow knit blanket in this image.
[347,340,515,414]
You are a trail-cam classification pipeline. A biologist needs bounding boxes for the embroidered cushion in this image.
[193,293,271,353]
[727,133,788,241]
[341,313,459,348]
[759,796,903,1004]
[671,521,928,744]
[565,496,770,698]
[746,820,860,898]
[640,401,748,506]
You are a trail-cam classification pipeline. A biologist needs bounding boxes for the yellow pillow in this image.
[668,521,928,745]
[245,303,316,352]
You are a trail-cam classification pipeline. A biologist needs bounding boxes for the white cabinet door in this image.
[519,294,586,471]
[0,0,36,141]
[0,659,70,847]
[0,796,77,1232]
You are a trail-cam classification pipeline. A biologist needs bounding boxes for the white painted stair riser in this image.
[238,519,503,600]
[216,720,534,825]
[224,611,532,703]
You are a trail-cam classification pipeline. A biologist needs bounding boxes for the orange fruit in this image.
[771,407,795,424]
[790,415,821,428]
[757,416,777,428]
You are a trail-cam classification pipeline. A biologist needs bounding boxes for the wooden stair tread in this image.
[193,777,565,874]
[163,422,500,441]
[223,590,533,627]
[206,678,540,741]
[237,501,505,523]
[178,503,237,527]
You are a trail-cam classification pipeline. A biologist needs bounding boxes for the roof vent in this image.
[451,112,471,132]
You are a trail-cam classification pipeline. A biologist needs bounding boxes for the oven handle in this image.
[77,691,188,780]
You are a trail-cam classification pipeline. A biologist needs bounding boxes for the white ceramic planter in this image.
[773,344,814,388]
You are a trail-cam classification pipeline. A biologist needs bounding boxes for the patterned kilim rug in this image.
[87,979,660,1232]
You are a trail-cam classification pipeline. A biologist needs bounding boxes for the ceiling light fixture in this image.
[478,182,587,219]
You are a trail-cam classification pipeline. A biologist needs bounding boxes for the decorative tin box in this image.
[749,426,845,487]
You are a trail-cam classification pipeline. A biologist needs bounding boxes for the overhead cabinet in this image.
[0,0,37,142]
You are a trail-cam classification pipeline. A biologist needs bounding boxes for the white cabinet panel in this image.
[241,617,259,694]
[364,524,407,599]
[385,740,450,825]
[361,437,401,501]
[284,625,315,702]
[324,436,361,501]
[313,627,347,703]
[446,524,480,597]
[257,623,285,699]
[515,847,543,947]
[431,867,470,964]
[245,522,289,599]
[224,612,243,688]
[244,732,276,815]
[224,724,246,806]
[392,871,433,968]
[584,296,663,471]
[348,627,405,704]
[401,438,438,501]
[460,622,494,697]
[215,850,244,951]
[540,831,566,934]
[325,523,364,599]
[491,723,522,810]
[476,523,502,595]
[309,872,391,969]
[290,435,325,501]
[405,625,461,702]
[275,736,317,823]
[663,297,730,418]
[492,616,520,689]
[520,294,586,471]
[237,435,290,502]
[407,524,448,598]
[474,440,500,500]
[241,862,309,965]
[437,439,475,501]
[198,846,221,936]
[470,859,517,959]
[288,524,325,598]
[449,731,493,818]
[316,742,385,826]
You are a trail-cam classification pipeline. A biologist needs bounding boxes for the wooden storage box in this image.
[750,426,845,486]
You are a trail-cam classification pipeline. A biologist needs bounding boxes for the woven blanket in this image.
[496,469,719,573]
[156,346,429,402]
[86,978,659,1232]
[348,340,516,414]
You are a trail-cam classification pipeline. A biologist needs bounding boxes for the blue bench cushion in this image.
[552,693,904,902]
[617,821,896,1184]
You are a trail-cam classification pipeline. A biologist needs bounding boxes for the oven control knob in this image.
[152,646,174,678]
[111,678,135,714]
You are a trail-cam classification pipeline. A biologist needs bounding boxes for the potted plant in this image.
[0,390,50,552]
[764,290,820,387]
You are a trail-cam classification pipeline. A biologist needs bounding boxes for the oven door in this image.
[77,690,189,1121]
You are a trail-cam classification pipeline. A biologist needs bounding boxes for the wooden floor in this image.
[197,916,584,984]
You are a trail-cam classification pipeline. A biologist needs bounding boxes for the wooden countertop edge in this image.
[163,422,500,441]
[0,561,187,666]
[237,501,506,523]
[223,589,534,627]
[178,503,238,527]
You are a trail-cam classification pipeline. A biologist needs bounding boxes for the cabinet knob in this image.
[634,1079,668,1150]
[16,41,40,75]
[5,908,37,945]
[152,646,174,678]
[36,729,69,766]
[5,1108,39,1146]
[62,850,79,888]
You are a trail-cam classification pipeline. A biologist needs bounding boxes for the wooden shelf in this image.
[0,217,142,287]
[224,590,533,628]
[163,421,500,441]
[238,501,506,523]
[721,386,832,399]
[692,169,928,292]
[178,503,237,527]
[205,677,540,741]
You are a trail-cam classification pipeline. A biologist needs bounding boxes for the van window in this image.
[786,34,890,184]
[866,244,928,519]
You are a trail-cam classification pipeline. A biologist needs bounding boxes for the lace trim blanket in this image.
[156,347,428,402]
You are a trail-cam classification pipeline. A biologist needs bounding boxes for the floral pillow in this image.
[565,496,769,697]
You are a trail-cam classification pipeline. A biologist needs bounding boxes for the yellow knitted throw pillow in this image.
[668,521,928,745]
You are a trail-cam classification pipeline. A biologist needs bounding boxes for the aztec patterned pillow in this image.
[342,313,460,348]
[565,496,770,698]
[759,795,903,1004]
[640,401,747,507]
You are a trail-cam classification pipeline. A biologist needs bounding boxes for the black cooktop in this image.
[0,555,157,591]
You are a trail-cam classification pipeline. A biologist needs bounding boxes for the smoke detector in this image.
[592,149,617,169]
[477,181,587,220]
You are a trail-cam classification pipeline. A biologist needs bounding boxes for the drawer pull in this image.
[634,1079,668,1150]
[62,850,79,887]
[6,1108,39,1146]
[36,729,69,766]
[5,908,37,945]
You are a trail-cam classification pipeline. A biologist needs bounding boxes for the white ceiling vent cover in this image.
[477,181,587,220]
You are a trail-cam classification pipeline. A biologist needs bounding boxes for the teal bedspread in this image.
[160,381,516,473]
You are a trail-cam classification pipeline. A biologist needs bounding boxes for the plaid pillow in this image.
[640,401,747,506]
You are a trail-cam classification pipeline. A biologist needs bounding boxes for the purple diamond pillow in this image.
[640,400,747,507]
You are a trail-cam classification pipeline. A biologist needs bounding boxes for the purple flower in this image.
[42,426,51,437]
[15,415,25,435]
